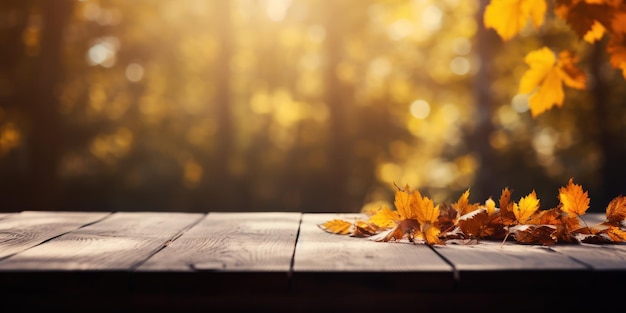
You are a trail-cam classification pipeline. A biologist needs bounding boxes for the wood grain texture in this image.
[434,240,586,270]
[294,213,452,272]
[0,211,111,260]
[0,212,203,270]
[582,212,607,225]
[434,239,590,290]
[292,213,455,292]
[549,244,626,269]
[546,213,626,270]
[138,212,302,272]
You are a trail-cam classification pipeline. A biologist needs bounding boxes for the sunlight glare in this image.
[388,19,414,41]
[421,4,442,32]
[265,0,292,22]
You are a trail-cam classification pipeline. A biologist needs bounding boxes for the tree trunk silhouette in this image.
[471,0,499,201]
[212,0,234,210]
[590,41,624,209]
[323,3,350,212]
[28,0,74,211]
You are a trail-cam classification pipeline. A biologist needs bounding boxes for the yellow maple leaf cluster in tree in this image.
[483,0,626,117]
[319,178,626,245]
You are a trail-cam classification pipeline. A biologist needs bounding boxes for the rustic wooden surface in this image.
[292,213,455,292]
[0,210,623,312]
[0,211,111,260]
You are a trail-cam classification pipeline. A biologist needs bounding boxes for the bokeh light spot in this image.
[125,63,144,82]
[511,94,529,113]
[410,99,431,119]
[450,57,470,75]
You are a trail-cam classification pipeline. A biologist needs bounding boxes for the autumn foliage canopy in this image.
[320,179,626,245]
[484,0,626,117]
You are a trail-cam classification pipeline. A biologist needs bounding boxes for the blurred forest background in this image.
[1,0,625,214]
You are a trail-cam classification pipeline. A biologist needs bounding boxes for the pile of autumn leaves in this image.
[320,178,626,245]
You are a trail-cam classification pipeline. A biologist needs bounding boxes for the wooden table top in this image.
[0,211,624,312]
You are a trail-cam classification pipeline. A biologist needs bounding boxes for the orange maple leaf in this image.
[518,47,586,117]
[601,226,626,242]
[558,178,590,218]
[575,224,626,244]
[509,224,558,245]
[484,0,546,41]
[605,195,626,225]
[457,208,490,239]
[607,34,626,79]
[554,0,615,39]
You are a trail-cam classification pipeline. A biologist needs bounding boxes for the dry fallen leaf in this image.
[509,224,558,245]
[513,190,540,224]
[319,219,353,235]
[558,177,590,218]
[606,195,626,225]
[452,189,479,216]
[368,206,400,229]
[319,179,626,246]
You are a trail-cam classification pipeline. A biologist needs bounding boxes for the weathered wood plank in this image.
[433,240,589,290]
[0,211,111,260]
[542,213,626,279]
[582,212,607,225]
[135,212,301,294]
[292,213,455,292]
[550,244,626,269]
[0,212,203,270]
[0,212,17,220]
[138,212,302,271]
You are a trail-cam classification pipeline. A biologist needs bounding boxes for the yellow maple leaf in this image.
[319,219,353,235]
[368,206,400,229]
[452,189,479,216]
[421,223,442,245]
[584,20,606,43]
[484,0,546,41]
[518,47,586,117]
[558,178,590,218]
[485,197,497,216]
[513,190,540,224]
[414,191,441,244]
[375,184,443,245]
[394,184,419,220]
[414,193,439,226]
